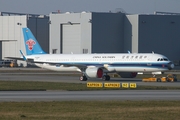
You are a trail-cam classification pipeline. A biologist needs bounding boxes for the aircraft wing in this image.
[5,57,105,69]
[29,60,105,69]
[35,61,100,69]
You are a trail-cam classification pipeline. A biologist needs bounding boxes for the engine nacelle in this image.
[85,67,103,78]
[118,72,137,78]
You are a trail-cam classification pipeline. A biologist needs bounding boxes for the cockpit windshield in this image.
[157,58,169,61]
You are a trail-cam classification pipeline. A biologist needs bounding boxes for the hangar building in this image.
[125,12,180,63]
[50,12,180,65]
[50,12,124,54]
[1,11,180,66]
[0,12,49,66]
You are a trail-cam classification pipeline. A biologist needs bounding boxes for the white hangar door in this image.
[62,24,81,54]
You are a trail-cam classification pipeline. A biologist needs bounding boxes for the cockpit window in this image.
[157,58,169,61]
[164,58,168,61]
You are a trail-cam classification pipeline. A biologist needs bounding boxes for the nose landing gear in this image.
[79,75,87,81]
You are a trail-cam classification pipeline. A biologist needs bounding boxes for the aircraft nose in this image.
[168,62,174,70]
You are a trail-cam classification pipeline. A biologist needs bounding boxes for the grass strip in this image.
[0,81,180,91]
[0,101,180,120]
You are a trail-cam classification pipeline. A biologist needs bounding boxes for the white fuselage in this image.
[25,53,173,73]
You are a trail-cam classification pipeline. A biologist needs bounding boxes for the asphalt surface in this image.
[0,73,180,87]
[0,90,180,102]
[0,67,180,101]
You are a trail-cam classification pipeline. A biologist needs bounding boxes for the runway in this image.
[0,90,180,102]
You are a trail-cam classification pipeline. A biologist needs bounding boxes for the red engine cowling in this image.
[85,67,103,78]
[117,72,137,78]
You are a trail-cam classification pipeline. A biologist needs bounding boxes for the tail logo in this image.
[26,39,36,51]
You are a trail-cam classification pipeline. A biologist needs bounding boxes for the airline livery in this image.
[7,28,174,81]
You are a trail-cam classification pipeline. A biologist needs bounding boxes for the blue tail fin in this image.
[22,28,47,55]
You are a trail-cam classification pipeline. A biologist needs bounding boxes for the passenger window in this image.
[135,56,138,59]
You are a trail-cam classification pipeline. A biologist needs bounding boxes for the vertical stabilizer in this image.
[22,28,47,55]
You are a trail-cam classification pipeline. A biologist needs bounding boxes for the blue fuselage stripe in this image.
[55,62,168,68]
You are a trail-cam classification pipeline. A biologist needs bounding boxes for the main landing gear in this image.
[79,72,111,81]
[102,75,110,81]
[80,75,110,81]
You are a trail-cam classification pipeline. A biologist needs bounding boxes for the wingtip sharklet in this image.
[19,50,27,61]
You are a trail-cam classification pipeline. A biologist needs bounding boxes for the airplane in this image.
[6,27,174,81]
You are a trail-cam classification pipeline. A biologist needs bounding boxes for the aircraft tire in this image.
[102,75,110,81]
[157,78,161,82]
[80,76,87,81]
[106,75,110,81]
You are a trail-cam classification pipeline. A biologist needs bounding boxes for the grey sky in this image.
[0,0,180,15]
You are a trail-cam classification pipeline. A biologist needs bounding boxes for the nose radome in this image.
[168,62,174,70]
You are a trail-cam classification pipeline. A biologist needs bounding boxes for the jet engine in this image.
[117,72,137,78]
[85,67,103,78]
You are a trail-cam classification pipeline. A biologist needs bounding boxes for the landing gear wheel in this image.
[157,78,161,82]
[166,77,169,82]
[80,76,87,81]
[102,75,110,81]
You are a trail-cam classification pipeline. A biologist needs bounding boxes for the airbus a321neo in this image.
[6,28,174,81]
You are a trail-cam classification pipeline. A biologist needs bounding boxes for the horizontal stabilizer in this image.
[5,57,24,61]
[5,57,34,63]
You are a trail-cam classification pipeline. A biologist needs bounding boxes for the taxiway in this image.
[0,90,180,102]
[0,68,180,101]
